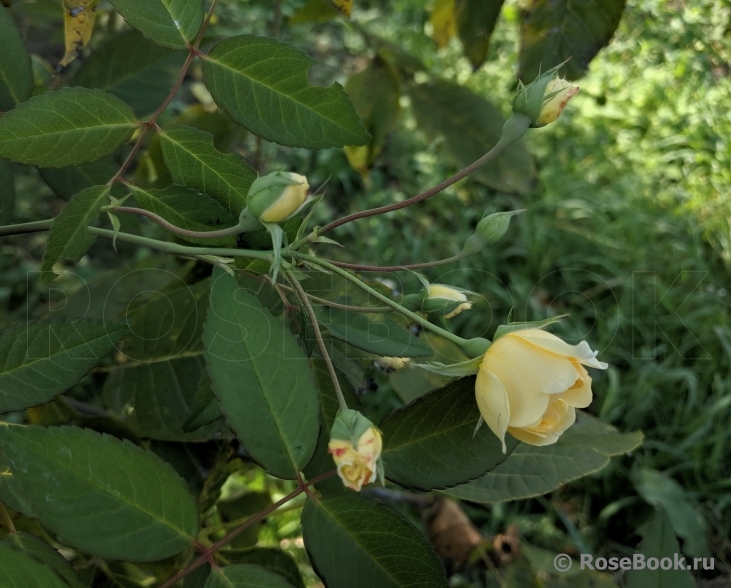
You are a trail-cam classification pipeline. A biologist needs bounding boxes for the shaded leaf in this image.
[455,0,505,68]
[73,30,187,115]
[406,79,535,194]
[159,125,255,216]
[41,157,121,201]
[220,548,305,588]
[204,564,295,588]
[0,425,199,561]
[0,544,72,588]
[290,0,338,24]
[446,412,643,503]
[108,0,203,50]
[1,532,86,588]
[430,0,457,48]
[625,506,696,588]
[60,0,101,68]
[0,4,33,111]
[202,35,370,149]
[0,318,129,414]
[182,372,223,432]
[131,184,238,246]
[203,268,320,479]
[518,0,626,81]
[381,376,517,490]
[302,494,448,588]
[0,159,15,225]
[40,185,111,281]
[0,88,138,168]
[344,58,401,173]
[313,305,433,358]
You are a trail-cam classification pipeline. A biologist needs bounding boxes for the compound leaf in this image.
[202,35,370,149]
[203,268,320,479]
[0,425,200,561]
[0,88,138,168]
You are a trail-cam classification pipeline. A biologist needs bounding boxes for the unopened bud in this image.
[462,210,524,255]
[512,61,578,128]
[422,284,472,319]
[248,171,309,223]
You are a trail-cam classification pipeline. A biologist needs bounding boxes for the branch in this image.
[114,206,242,240]
[311,115,531,237]
[283,269,348,412]
[326,253,467,272]
[0,219,54,236]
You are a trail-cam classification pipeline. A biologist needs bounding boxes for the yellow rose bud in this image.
[424,284,472,319]
[535,78,579,126]
[374,356,410,371]
[247,171,309,223]
[328,426,383,492]
[475,328,607,452]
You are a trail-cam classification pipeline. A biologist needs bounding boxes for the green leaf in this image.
[445,412,643,503]
[0,424,199,561]
[41,158,122,201]
[73,30,187,116]
[203,269,320,479]
[302,494,448,588]
[40,185,111,282]
[0,318,130,414]
[624,506,696,588]
[0,88,138,168]
[0,544,72,588]
[631,467,709,558]
[0,5,33,111]
[313,306,433,358]
[104,280,221,441]
[220,548,305,588]
[204,564,295,588]
[518,0,626,81]
[406,79,535,194]
[344,58,401,172]
[0,159,16,225]
[202,35,370,149]
[182,372,224,432]
[455,0,505,68]
[108,0,203,50]
[1,532,86,588]
[380,376,517,490]
[159,125,255,216]
[131,184,238,246]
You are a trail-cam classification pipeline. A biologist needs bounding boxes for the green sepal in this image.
[330,408,377,449]
[414,355,483,378]
[512,59,570,127]
[493,314,568,341]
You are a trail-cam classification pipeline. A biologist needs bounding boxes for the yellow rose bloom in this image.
[328,427,382,492]
[475,328,607,452]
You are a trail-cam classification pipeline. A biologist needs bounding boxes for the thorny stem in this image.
[283,269,349,412]
[296,253,470,349]
[106,0,218,187]
[114,206,242,240]
[0,502,16,534]
[326,252,468,273]
[157,470,336,588]
[310,114,532,239]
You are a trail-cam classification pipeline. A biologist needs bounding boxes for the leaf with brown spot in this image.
[60,0,101,68]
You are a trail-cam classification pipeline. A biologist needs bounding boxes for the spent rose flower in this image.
[328,409,382,492]
[475,328,607,452]
[247,171,309,223]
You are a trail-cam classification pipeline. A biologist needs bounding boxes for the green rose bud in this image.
[462,210,524,255]
[422,284,472,318]
[248,171,309,223]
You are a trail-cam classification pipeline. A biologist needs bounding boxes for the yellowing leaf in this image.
[430,0,456,48]
[332,0,353,17]
[60,0,101,68]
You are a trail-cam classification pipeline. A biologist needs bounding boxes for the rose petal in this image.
[475,368,511,453]
[511,328,608,369]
